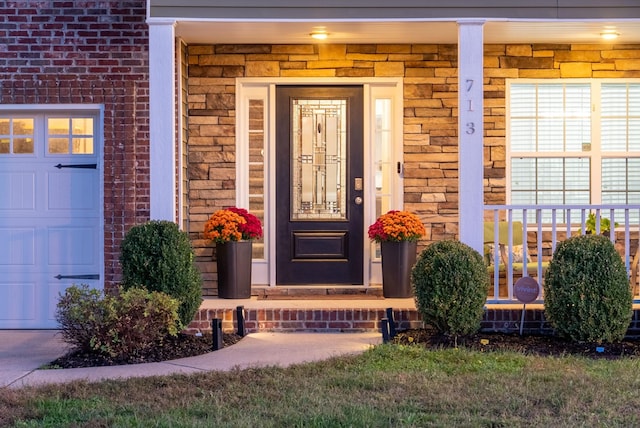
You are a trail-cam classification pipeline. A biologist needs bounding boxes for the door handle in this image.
[354,196,363,205]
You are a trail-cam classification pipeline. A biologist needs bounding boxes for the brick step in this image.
[186,300,640,338]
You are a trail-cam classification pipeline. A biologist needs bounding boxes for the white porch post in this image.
[457,20,485,253]
[148,21,177,221]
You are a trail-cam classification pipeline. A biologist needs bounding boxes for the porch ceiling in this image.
[175,20,640,45]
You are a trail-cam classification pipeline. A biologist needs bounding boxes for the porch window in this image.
[507,80,640,223]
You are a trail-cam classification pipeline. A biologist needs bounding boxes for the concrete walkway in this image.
[0,330,381,389]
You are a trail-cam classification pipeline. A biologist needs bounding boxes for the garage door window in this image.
[47,117,95,154]
[0,117,35,154]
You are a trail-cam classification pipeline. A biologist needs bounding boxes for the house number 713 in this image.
[465,79,475,133]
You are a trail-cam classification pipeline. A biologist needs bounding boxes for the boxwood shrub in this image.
[120,220,202,328]
[544,234,632,343]
[412,240,488,336]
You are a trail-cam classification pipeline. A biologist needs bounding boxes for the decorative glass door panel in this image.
[276,86,363,285]
[292,99,346,220]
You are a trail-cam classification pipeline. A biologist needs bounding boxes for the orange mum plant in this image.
[203,207,263,244]
[368,210,425,243]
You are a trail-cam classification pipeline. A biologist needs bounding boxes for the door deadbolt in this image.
[354,177,363,191]
[354,196,363,205]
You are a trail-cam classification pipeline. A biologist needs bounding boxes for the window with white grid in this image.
[507,80,640,223]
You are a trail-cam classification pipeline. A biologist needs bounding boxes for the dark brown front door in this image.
[276,86,364,284]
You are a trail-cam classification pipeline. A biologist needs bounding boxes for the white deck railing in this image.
[483,204,640,303]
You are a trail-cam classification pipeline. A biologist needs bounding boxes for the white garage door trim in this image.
[0,104,104,329]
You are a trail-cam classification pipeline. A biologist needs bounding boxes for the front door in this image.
[276,86,364,284]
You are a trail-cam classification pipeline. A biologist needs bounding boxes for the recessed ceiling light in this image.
[310,27,328,40]
[600,30,620,40]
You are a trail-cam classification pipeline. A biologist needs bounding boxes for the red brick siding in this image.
[0,2,150,290]
[188,306,640,338]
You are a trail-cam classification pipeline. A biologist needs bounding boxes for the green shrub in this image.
[543,234,632,343]
[120,220,203,327]
[56,284,180,358]
[412,240,488,336]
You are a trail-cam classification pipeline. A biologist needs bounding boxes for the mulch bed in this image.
[48,333,243,369]
[391,327,640,359]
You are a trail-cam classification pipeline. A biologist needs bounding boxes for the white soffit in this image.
[174,20,640,44]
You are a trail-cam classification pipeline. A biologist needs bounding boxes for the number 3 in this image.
[466,122,475,135]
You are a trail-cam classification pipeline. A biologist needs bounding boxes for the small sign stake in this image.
[513,277,540,336]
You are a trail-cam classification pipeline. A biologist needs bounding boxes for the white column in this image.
[148,20,177,221]
[457,20,485,253]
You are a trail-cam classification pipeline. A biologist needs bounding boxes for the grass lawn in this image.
[2,344,640,427]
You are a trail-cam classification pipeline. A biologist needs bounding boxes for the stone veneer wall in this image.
[186,43,640,296]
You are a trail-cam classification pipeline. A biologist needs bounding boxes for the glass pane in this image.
[0,119,9,134]
[510,84,536,117]
[537,158,563,189]
[565,118,590,152]
[48,118,69,134]
[630,119,640,152]
[248,99,265,260]
[72,137,93,154]
[538,84,564,116]
[291,98,347,220]
[48,138,68,154]
[72,118,93,135]
[565,84,591,116]
[602,118,628,151]
[0,138,8,154]
[510,158,535,190]
[13,138,33,154]
[629,159,640,190]
[565,158,590,190]
[538,118,563,151]
[630,84,640,115]
[14,118,34,134]
[510,119,536,151]
[602,159,625,191]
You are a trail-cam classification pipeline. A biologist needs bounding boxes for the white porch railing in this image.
[483,205,640,304]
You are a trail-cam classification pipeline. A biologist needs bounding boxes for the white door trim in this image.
[236,77,404,287]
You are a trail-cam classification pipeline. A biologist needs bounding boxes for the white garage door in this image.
[0,112,102,329]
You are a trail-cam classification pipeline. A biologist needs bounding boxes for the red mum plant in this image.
[203,207,263,244]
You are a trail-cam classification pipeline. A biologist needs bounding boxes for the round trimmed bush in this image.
[120,220,203,328]
[412,240,488,336]
[544,234,632,343]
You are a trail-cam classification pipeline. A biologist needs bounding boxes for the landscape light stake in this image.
[381,318,390,343]
[385,307,397,338]
[212,318,224,351]
[236,305,246,337]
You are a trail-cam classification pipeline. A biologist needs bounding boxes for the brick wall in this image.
[0,2,150,289]
[187,43,640,296]
[187,305,640,339]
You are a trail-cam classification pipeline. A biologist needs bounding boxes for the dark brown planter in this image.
[216,240,252,299]
[380,241,417,298]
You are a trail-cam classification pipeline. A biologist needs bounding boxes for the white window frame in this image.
[506,79,640,221]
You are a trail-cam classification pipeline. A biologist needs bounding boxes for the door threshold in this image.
[253,285,383,299]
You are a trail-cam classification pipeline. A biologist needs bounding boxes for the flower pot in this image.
[380,241,417,298]
[216,240,252,299]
